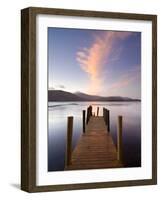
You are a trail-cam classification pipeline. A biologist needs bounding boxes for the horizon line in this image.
[48,89,141,100]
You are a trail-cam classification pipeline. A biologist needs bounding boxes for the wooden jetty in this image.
[65,106,123,170]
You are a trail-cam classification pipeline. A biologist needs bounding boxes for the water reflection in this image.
[48,101,141,171]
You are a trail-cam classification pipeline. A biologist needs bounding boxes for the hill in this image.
[48,90,84,101]
[48,90,140,102]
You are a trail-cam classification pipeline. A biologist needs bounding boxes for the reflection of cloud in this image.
[76,31,133,94]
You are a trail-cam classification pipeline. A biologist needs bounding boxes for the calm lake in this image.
[48,101,141,171]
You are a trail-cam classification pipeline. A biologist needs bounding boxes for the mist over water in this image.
[48,101,141,171]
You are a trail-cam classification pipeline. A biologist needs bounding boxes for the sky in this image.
[48,27,141,99]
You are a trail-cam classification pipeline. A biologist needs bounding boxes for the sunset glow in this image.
[48,28,141,98]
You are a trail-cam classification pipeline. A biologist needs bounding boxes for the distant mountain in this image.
[48,90,141,102]
[48,90,84,101]
[74,92,139,101]
[74,92,101,100]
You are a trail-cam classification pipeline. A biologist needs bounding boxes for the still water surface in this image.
[48,101,141,171]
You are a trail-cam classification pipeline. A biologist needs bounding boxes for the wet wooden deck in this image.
[65,116,123,170]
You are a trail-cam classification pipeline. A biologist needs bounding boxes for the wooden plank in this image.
[65,116,123,170]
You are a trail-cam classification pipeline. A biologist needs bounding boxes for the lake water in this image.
[48,101,141,171]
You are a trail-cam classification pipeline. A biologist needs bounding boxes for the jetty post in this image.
[103,107,105,121]
[86,107,89,124]
[83,110,86,133]
[103,108,110,132]
[97,107,99,116]
[103,107,106,122]
[117,116,123,161]
[65,116,73,166]
[107,109,110,132]
[86,105,92,124]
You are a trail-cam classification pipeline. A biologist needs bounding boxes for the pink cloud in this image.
[108,67,140,92]
[76,31,133,94]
